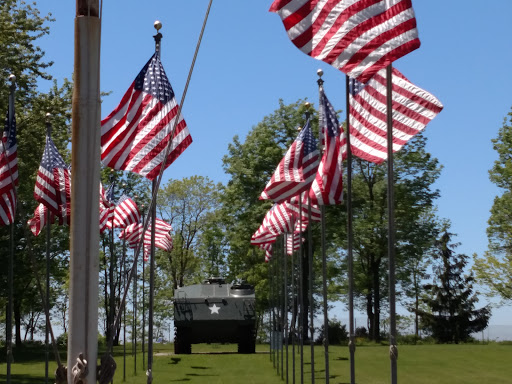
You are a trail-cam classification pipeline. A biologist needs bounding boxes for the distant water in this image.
[473,325,512,341]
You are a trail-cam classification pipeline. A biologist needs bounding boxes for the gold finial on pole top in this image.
[153,20,163,55]
[45,113,52,136]
[304,101,312,120]
[317,68,324,87]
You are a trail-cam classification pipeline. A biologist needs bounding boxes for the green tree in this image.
[0,0,53,108]
[0,0,73,347]
[157,175,222,289]
[331,133,441,341]
[474,108,512,303]
[418,231,491,343]
[221,99,318,337]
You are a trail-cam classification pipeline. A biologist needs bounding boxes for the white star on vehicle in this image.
[209,304,220,314]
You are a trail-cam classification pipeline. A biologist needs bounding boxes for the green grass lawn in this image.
[1,342,511,383]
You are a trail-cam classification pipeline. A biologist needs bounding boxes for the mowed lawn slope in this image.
[2,343,511,383]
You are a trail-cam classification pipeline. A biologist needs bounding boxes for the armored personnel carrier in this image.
[173,277,256,354]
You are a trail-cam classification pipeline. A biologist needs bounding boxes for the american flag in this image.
[28,203,47,236]
[27,203,65,236]
[261,242,273,263]
[264,202,297,236]
[154,232,173,252]
[113,194,140,229]
[309,87,344,205]
[0,110,18,225]
[349,67,443,163]
[251,222,277,247]
[260,120,319,203]
[34,135,69,217]
[269,0,420,83]
[99,183,115,231]
[120,217,172,251]
[99,183,114,233]
[289,192,321,225]
[286,232,303,255]
[101,53,192,180]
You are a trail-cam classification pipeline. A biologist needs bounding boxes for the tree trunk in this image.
[301,247,309,341]
[366,292,373,339]
[414,271,419,338]
[14,300,22,347]
[372,257,381,342]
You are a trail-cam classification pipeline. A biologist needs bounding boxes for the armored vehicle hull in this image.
[173,278,256,354]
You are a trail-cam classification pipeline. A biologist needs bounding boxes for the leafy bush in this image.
[316,318,349,345]
[56,332,67,347]
[355,326,368,338]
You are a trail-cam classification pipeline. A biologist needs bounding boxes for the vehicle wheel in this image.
[238,326,256,354]
[174,327,192,354]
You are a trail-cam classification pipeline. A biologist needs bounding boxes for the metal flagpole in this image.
[317,72,329,384]
[147,178,157,381]
[272,254,276,368]
[108,174,116,356]
[142,247,146,371]
[307,198,315,384]
[133,247,137,375]
[299,196,304,384]
[345,75,356,384]
[142,204,146,372]
[320,205,329,384]
[45,114,52,384]
[279,236,285,380]
[68,1,101,381]
[123,237,127,382]
[5,73,15,384]
[147,25,162,381]
[291,235,296,384]
[277,238,281,377]
[267,254,274,361]
[386,64,398,384]
[284,234,289,384]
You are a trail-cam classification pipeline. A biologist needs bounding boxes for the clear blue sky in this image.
[35,1,512,326]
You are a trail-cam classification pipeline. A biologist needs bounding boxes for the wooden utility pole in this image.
[67,0,101,382]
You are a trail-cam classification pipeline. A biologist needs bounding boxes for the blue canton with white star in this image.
[3,111,16,150]
[134,54,175,103]
[320,89,340,138]
[349,77,365,96]
[41,136,67,172]
[297,119,317,156]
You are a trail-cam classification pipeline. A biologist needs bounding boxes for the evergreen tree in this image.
[418,231,491,343]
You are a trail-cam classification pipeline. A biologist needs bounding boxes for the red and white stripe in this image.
[289,192,321,224]
[53,167,71,224]
[309,87,344,205]
[285,232,303,255]
[260,122,319,203]
[113,195,140,229]
[269,0,420,83]
[101,55,192,181]
[264,202,298,236]
[120,218,173,251]
[349,67,443,163]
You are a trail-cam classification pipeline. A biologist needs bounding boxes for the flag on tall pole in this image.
[0,106,18,226]
[348,67,443,163]
[113,194,140,229]
[269,0,421,83]
[34,135,70,218]
[100,53,192,180]
[260,120,319,203]
[27,203,64,236]
[309,77,344,205]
